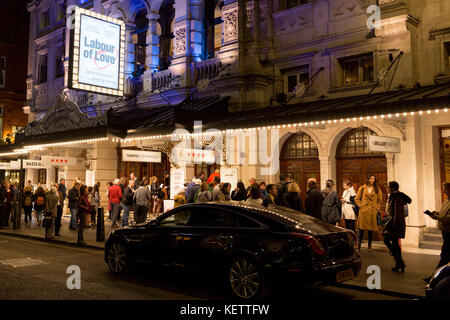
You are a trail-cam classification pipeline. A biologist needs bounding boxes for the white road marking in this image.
[0,257,47,268]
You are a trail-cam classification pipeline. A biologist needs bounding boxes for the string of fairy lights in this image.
[0,107,447,157]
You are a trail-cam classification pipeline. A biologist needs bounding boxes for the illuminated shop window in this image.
[340,53,374,86]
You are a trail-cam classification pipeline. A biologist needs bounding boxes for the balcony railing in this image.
[151,70,173,91]
[194,58,222,82]
[125,77,143,96]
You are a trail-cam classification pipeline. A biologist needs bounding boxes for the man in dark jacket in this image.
[58,179,67,201]
[68,183,80,230]
[263,184,277,206]
[275,174,292,205]
[305,178,323,220]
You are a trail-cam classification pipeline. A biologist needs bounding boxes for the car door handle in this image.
[219,234,233,240]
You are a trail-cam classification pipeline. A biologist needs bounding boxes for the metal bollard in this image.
[96,207,105,242]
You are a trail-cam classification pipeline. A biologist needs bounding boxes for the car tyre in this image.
[228,255,267,299]
[107,240,129,275]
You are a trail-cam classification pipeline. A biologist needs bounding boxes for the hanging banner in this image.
[170,168,185,200]
[10,160,21,170]
[23,160,47,169]
[368,136,401,153]
[174,148,216,164]
[122,150,161,163]
[163,200,175,213]
[41,156,77,167]
[86,170,96,187]
[221,167,238,191]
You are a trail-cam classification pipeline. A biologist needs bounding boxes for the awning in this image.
[201,82,450,130]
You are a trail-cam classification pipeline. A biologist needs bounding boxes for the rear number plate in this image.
[336,269,354,283]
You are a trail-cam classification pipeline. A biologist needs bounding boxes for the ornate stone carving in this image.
[136,140,176,163]
[25,91,107,137]
[224,9,238,42]
[175,28,186,56]
[384,118,407,141]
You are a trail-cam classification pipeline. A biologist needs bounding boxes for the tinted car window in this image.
[188,207,235,227]
[233,213,262,228]
[160,209,192,226]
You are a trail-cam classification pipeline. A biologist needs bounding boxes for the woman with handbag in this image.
[384,181,411,272]
[355,176,383,252]
[341,180,357,233]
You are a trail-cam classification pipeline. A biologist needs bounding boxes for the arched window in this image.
[133,9,149,78]
[281,132,318,158]
[204,0,223,60]
[158,0,175,71]
[337,127,382,157]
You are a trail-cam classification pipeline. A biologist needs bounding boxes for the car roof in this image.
[179,201,345,235]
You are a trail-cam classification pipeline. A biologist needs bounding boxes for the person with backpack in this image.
[341,180,357,233]
[23,183,34,224]
[275,174,293,205]
[33,187,46,227]
[321,180,342,225]
[196,182,213,203]
[188,179,201,203]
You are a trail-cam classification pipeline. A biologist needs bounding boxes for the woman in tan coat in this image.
[355,176,383,251]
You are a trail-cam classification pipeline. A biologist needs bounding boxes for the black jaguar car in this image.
[105,202,362,299]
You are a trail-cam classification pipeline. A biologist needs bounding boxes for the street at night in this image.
[0,0,450,315]
[0,234,415,300]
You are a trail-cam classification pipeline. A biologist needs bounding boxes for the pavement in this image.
[0,211,442,299]
[0,209,158,250]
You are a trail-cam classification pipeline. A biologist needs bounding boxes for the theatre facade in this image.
[0,0,450,247]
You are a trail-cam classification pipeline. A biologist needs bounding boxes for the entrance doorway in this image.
[336,127,388,214]
[280,132,320,202]
[119,150,170,185]
[440,127,450,201]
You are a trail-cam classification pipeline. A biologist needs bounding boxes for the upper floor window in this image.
[133,10,149,78]
[158,0,175,71]
[339,53,374,86]
[38,55,48,84]
[337,127,382,157]
[279,0,311,10]
[57,2,65,21]
[444,42,450,75]
[40,10,50,29]
[283,65,309,94]
[55,53,64,79]
[0,57,5,88]
[204,0,224,60]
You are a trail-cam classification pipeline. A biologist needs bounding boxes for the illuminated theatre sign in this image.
[68,7,125,96]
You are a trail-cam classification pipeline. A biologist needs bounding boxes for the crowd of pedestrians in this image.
[0,169,449,280]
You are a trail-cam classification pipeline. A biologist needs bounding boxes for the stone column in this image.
[145,13,160,73]
[319,155,333,190]
[125,23,136,80]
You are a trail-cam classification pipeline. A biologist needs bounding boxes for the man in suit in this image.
[130,172,139,191]
[263,184,278,206]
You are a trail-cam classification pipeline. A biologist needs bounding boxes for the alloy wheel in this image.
[229,257,261,299]
[107,241,127,274]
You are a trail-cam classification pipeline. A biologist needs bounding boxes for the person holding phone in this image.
[424,183,450,280]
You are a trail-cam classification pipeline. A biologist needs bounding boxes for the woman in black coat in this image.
[231,182,248,201]
[384,181,411,272]
[282,182,304,212]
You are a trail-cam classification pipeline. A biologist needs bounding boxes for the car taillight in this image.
[345,231,358,250]
[290,232,327,255]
